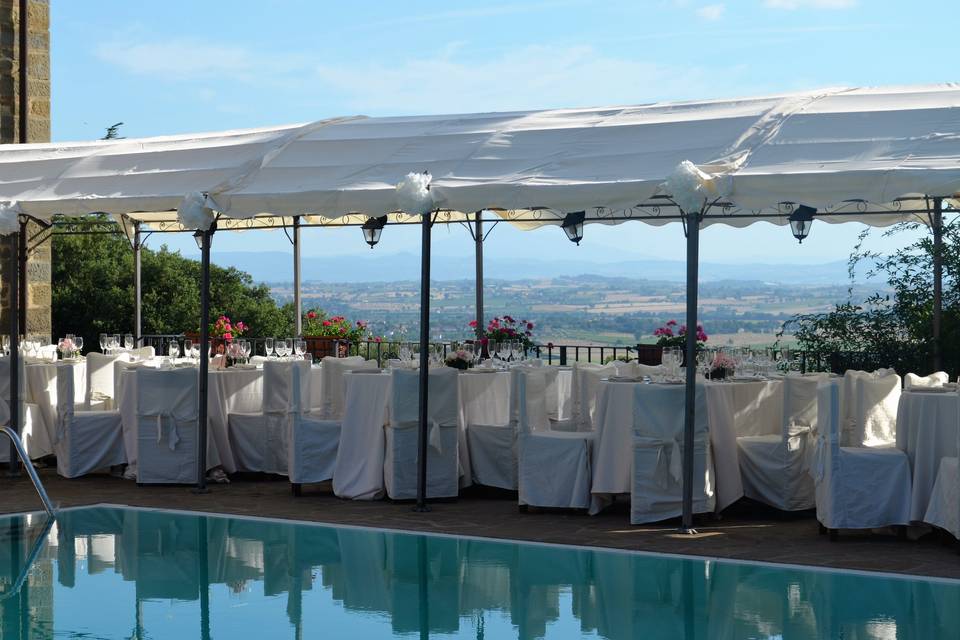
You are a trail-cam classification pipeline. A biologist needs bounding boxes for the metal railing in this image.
[1,426,55,516]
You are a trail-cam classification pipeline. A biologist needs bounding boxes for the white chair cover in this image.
[544,366,573,422]
[631,383,715,524]
[286,362,342,486]
[812,378,911,530]
[229,360,311,475]
[517,368,594,509]
[55,363,125,478]
[332,372,390,499]
[133,346,155,359]
[461,370,514,489]
[842,370,901,447]
[135,367,198,484]
[85,352,131,411]
[737,375,823,511]
[904,371,949,389]
[572,362,617,431]
[316,356,376,419]
[923,386,960,538]
[384,367,460,500]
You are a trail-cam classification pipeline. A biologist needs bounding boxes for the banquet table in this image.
[118,362,323,473]
[589,377,811,515]
[895,388,959,522]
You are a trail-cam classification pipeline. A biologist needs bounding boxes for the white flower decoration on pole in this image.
[664,160,719,215]
[177,191,217,231]
[395,172,435,216]
[0,201,22,235]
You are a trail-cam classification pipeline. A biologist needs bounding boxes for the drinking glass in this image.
[184,338,193,360]
[265,337,274,358]
[278,339,289,359]
[112,334,121,351]
[124,334,134,350]
[99,333,108,352]
[2,335,8,356]
[295,339,306,359]
[75,337,84,355]
[410,342,421,365]
[698,349,712,379]
[168,341,180,358]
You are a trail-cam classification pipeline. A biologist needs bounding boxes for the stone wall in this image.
[0,0,51,341]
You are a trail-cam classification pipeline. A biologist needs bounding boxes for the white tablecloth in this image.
[23,360,86,459]
[590,378,804,514]
[896,389,959,521]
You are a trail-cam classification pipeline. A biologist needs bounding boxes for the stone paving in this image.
[3,469,959,579]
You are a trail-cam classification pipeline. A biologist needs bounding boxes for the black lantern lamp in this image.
[561,211,586,245]
[362,215,388,248]
[789,204,816,244]
[193,229,203,250]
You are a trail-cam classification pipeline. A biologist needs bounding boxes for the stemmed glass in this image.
[265,337,275,358]
[113,334,122,352]
[2,335,9,357]
[124,334,134,350]
[279,339,291,360]
[697,348,712,380]
[99,333,108,352]
[168,341,180,359]
[75,336,84,357]
[184,339,193,361]
[295,339,306,360]
[241,340,252,364]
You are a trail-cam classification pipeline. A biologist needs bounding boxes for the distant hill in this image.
[207,250,870,286]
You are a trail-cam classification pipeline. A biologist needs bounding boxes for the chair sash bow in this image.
[636,436,683,489]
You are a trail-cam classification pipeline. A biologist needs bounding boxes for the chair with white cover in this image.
[228,360,311,475]
[923,387,960,539]
[812,378,911,536]
[286,364,343,495]
[517,368,595,510]
[135,367,199,484]
[737,375,821,511]
[133,346,155,360]
[85,351,131,411]
[463,370,516,489]
[631,383,714,524]
[904,371,949,389]
[315,356,377,419]
[54,363,125,478]
[384,367,460,500]
[842,370,901,447]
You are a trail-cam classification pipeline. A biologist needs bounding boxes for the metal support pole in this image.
[133,223,142,344]
[17,219,26,338]
[474,212,484,339]
[681,207,700,533]
[293,216,302,336]
[931,197,943,372]
[414,214,432,512]
[7,232,20,476]
[194,226,214,493]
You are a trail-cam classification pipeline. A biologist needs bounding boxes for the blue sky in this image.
[50,0,949,268]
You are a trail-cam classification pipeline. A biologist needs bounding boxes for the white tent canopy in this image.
[0,84,958,228]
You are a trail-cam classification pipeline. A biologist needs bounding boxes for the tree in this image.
[52,217,294,350]
[783,217,960,375]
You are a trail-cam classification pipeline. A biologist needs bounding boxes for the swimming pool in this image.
[0,506,956,639]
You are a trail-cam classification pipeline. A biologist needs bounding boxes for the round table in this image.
[895,388,959,521]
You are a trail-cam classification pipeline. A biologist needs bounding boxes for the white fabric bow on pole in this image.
[0,201,22,235]
[663,160,728,214]
[177,191,218,230]
[396,172,435,215]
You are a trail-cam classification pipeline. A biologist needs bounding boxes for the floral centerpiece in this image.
[444,348,473,370]
[709,351,736,380]
[58,337,78,359]
[470,315,536,354]
[205,315,248,367]
[210,315,247,342]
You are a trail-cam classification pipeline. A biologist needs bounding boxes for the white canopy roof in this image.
[1,83,958,229]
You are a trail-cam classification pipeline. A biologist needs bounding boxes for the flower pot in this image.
[635,344,663,366]
[303,336,349,360]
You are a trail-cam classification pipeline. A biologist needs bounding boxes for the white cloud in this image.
[696,4,726,20]
[762,0,856,9]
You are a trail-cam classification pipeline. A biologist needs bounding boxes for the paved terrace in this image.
[3,469,959,580]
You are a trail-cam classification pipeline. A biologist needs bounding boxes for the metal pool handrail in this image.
[1,426,55,516]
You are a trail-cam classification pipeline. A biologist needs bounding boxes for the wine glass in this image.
[113,334,122,351]
[99,333,108,352]
[75,336,84,356]
[168,341,180,359]
[276,339,287,359]
[124,334,134,350]
[265,337,274,358]
[295,339,306,359]
[184,339,193,361]
[697,349,712,380]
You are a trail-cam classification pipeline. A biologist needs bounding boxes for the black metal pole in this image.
[17,218,26,338]
[681,207,700,532]
[293,215,302,337]
[7,232,20,476]
[931,197,943,372]
[474,211,484,341]
[133,222,142,344]
[194,226,213,492]
[414,214,432,512]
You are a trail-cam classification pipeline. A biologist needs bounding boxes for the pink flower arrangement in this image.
[653,320,708,347]
[210,315,247,342]
[302,308,370,343]
[473,315,536,349]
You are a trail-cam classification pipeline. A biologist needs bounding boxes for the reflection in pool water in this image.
[0,506,957,639]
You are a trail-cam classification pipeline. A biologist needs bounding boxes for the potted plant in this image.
[186,315,248,358]
[652,320,708,366]
[302,309,370,359]
[471,315,535,358]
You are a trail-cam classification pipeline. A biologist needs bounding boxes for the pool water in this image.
[0,506,957,639]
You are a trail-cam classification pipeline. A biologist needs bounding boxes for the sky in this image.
[49,0,951,268]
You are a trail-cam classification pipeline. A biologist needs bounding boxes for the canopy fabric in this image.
[2,84,959,227]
